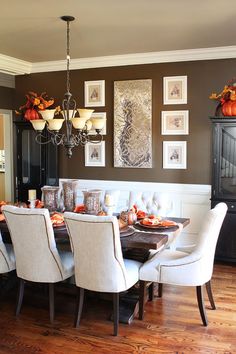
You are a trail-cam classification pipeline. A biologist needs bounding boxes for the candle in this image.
[28,189,36,201]
[105,194,113,207]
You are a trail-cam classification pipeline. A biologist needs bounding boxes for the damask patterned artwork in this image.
[114,79,152,168]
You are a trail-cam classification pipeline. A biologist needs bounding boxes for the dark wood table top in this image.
[0,216,190,251]
[121,217,190,250]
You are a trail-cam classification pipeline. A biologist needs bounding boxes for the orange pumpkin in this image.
[222,101,236,116]
[24,108,40,121]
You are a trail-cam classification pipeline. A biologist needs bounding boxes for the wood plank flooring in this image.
[0,262,236,354]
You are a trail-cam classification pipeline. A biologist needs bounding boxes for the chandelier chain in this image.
[66,20,71,94]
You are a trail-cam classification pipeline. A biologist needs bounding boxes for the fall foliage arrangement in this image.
[210,79,236,116]
[16,91,55,121]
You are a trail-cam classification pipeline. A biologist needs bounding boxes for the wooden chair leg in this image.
[16,278,25,316]
[113,293,119,336]
[139,280,146,320]
[196,285,208,326]
[148,282,154,301]
[49,283,55,323]
[74,287,84,328]
[158,283,163,297]
[205,281,216,310]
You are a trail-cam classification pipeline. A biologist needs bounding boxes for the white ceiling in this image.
[1,0,236,64]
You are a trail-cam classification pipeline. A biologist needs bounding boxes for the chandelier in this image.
[30,16,105,158]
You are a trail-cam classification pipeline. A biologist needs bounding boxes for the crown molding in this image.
[2,46,236,76]
[30,45,236,73]
[0,53,31,75]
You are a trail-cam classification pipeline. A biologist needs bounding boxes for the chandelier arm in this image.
[35,132,52,145]
[72,133,82,146]
[53,133,65,145]
[88,133,103,144]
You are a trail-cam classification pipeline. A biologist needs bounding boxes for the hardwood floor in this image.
[0,263,236,354]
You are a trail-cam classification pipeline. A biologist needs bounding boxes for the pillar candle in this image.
[105,194,113,207]
[28,189,36,200]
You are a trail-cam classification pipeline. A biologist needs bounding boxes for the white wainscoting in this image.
[59,178,211,247]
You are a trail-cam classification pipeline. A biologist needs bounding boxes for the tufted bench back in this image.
[128,191,173,216]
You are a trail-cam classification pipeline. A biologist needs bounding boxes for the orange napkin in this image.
[50,212,64,225]
[74,204,86,213]
[35,200,44,208]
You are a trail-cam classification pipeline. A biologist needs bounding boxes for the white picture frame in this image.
[163,76,187,105]
[161,110,189,135]
[163,141,187,169]
[84,80,105,107]
[0,150,5,172]
[88,112,107,135]
[85,141,105,167]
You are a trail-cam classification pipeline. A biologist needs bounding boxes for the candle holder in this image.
[29,199,36,209]
[41,186,60,212]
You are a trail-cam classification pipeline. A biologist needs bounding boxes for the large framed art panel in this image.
[114,79,152,168]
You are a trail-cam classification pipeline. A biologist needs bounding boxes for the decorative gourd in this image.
[120,210,137,225]
[24,108,40,121]
[222,101,236,116]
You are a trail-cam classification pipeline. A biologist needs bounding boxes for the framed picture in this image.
[161,110,189,135]
[84,80,105,107]
[163,141,187,169]
[88,112,107,135]
[0,150,5,172]
[114,79,152,168]
[163,76,187,105]
[85,141,105,167]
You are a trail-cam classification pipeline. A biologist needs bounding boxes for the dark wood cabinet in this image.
[14,121,58,202]
[210,117,236,262]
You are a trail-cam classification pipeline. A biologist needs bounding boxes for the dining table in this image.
[0,214,190,324]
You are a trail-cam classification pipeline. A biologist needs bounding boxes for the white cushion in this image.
[129,191,172,216]
[140,249,188,283]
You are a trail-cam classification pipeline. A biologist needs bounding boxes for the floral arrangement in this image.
[209,79,236,104]
[209,79,236,116]
[16,91,56,121]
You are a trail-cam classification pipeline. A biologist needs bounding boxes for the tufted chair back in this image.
[2,205,70,283]
[64,213,136,293]
[0,230,15,274]
[129,191,172,216]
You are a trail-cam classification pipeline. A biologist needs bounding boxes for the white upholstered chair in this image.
[0,230,15,274]
[64,212,141,336]
[2,205,74,322]
[139,202,227,326]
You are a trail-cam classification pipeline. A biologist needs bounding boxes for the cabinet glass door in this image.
[218,125,236,198]
[21,130,43,186]
[17,125,45,202]
[15,122,58,203]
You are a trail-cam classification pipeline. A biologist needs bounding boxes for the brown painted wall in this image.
[0,86,15,109]
[14,58,236,185]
